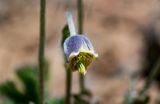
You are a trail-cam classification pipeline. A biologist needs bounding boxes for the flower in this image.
[63,35,98,75]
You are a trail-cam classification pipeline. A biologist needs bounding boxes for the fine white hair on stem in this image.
[65,11,76,36]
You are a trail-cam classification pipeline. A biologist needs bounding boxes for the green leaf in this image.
[47,98,65,104]
[0,81,26,103]
[16,66,39,104]
[0,60,50,104]
[61,24,70,47]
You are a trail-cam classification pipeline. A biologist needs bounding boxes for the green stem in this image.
[77,0,86,93]
[65,68,72,104]
[77,0,83,34]
[140,58,160,96]
[39,0,46,103]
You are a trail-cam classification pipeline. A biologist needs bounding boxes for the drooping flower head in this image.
[63,12,98,75]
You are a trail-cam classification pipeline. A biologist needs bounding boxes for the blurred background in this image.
[0,0,160,104]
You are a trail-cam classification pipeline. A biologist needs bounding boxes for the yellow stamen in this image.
[78,63,86,75]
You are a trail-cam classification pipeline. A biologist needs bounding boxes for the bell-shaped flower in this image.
[64,35,98,74]
[63,12,98,75]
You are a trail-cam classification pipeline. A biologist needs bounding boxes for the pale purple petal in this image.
[63,35,95,60]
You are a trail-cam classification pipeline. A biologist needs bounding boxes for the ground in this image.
[0,0,160,104]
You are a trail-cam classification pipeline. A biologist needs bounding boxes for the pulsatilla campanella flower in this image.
[63,12,98,75]
[64,35,98,75]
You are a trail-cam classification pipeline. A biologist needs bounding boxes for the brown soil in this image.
[0,0,160,104]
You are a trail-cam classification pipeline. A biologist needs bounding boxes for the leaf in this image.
[16,66,39,104]
[15,60,49,104]
[0,60,50,104]
[0,81,26,103]
[61,24,70,47]
[47,98,65,104]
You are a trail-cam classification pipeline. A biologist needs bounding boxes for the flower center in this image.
[68,52,94,75]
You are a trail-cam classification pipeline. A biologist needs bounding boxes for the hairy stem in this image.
[65,68,72,104]
[77,0,83,34]
[39,0,46,103]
